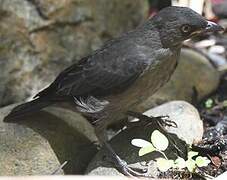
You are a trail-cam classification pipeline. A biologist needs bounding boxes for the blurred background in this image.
[1,0,227,177]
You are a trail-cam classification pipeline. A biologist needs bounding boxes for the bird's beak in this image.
[204,21,224,33]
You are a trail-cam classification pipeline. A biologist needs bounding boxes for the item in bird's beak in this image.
[205,21,224,32]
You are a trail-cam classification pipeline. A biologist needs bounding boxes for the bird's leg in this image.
[127,111,177,128]
[94,125,151,177]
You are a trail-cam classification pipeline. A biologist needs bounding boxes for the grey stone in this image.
[0,104,97,175]
[142,101,203,144]
[86,101,203,176]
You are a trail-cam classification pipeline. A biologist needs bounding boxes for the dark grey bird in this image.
[4,6,223,176]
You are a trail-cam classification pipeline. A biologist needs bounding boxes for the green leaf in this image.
[188,151,199,159]
[205,98,213,108]
[131,139,153,148]
[186,159,196,172]
[195,156,211,167]
[151,130,169,151]
[156,158,174,172]
[223,100,227,107]
[174,157,186,169]
[139,145,155,156]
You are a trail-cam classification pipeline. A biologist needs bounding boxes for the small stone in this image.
[142,101,203,144]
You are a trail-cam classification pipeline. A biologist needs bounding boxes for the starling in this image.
[4,6,223,176]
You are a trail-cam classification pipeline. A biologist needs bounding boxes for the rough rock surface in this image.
[138,48,220,111]
[142,101,203,144]
[0,104,97,175]
[86,101,203,176]
[0,0,148,106]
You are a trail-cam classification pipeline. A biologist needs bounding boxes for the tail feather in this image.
[3,98,52,122]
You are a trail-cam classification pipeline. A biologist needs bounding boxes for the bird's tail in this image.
[3,98,52,122]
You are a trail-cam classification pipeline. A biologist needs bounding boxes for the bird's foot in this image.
[109,151,151,178]
[127,111,177,128]
[103,141,152,178]
[156,116,177,128]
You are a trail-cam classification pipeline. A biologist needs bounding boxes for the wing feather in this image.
[37,38,151,98]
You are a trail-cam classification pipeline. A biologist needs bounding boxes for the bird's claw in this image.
[127,111,177,129]
[155,115,178,128]
[143,115,177,128]
[114,157,151,178]
[105,146,151,177]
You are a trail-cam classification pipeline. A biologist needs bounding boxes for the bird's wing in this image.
[46,40,151,98]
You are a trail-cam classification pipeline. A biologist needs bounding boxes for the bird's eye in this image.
[181,24,191,33]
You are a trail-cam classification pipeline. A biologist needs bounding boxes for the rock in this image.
[142,101,203,144]
[219,19,227,29]
[0,104,97,175]
[215,171,227,180]
[138,48,220,111]
[87,167,124,176]
[86,101,203,176]
[0,0,148,107]
[207,52,227,74]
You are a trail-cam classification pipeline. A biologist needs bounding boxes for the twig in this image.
[51,161,68,175]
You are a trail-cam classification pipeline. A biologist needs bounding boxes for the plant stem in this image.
[159,150,168,159]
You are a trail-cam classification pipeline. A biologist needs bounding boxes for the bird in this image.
[4,6,223,176]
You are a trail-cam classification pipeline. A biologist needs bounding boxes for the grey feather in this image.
[74,96,109,113]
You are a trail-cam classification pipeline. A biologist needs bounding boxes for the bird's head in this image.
[149,6,224,48]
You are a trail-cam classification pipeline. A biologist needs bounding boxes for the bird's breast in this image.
[134,56,177,100]
[99,49,179,126]
[107,51,179,111]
